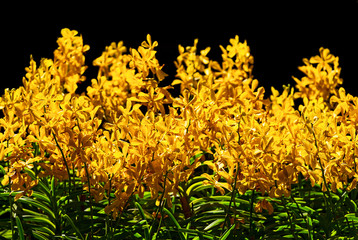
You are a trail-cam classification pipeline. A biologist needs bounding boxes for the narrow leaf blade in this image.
[15,216,25,240]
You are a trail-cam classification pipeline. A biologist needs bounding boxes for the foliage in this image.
[0,28,358,239]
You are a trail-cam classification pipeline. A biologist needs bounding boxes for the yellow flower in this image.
[54,28,90,94]
[293,47,342,100]
[2,28,358,218]
[309,47,337,72]
[255,199,274,215]
[130,34,167,81]
[172,39,210,93]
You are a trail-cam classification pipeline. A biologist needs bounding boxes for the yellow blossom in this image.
[255,199,274,215]
[1,28,357,219]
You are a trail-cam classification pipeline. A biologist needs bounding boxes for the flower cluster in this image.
[1,29,357,218]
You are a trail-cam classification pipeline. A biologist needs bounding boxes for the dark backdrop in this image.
[2,0,358,97]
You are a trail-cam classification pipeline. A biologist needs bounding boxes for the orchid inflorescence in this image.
[1,29,357,218]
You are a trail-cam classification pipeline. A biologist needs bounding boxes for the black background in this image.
[2,0,358,98]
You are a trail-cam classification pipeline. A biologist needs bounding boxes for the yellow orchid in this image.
[1,28,357,220]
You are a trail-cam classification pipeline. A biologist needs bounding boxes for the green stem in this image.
[306,121,337,237]
[50,175,62,236]
[221,162,240,236]
[308,123,334,215]
[114,191,135,229]
[52,132,72,194]
[291,195,312,239]
[84,162,94,238]
[282,197,298,240]
[354,129,358,174]
[151,171,169,238]
[5,140,15,239]
[9,195,14,239]
[249,189,255,238]
[8,175,15,238]
[105,176,113,238]
[298,173,304,198]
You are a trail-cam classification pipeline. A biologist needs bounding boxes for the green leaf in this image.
[350,199,357,213]
[23,168,51,198]
[22,216,56,231]
[283,234,295,238]
[0,165,5,175]
[298,205,315,214]
[31,191,52,206]
[219,224,235,240]
[32,231,50,240]
[63,214,84,240]
[0,192,19,199]
[175,228,216,240]
[17,197,55,220]
[345,213,358,222]
[191,196,249,206]
[307,215,314,240]
[189,184,215,196]
[274,224,289,232]
[204,218,225,231]
[0,206,9,217]
[15,216,25,240]
[134,201,150,240]
[162,208,185,240]
[50,176,56,198]
[133,232,143,239]
[0,229,12,239]
[32,226,55,237]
